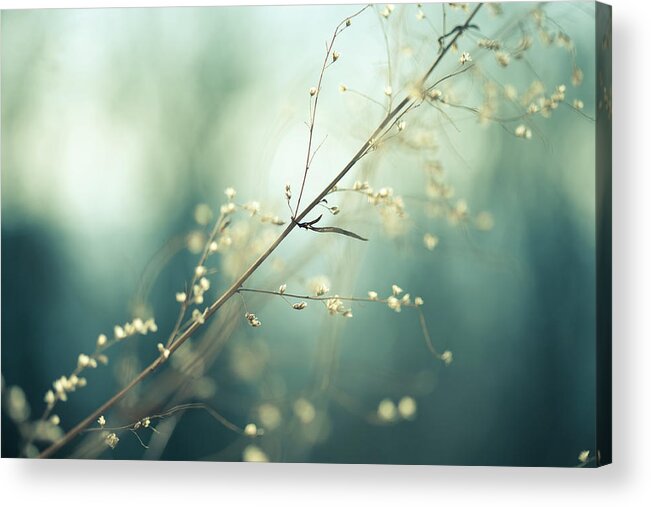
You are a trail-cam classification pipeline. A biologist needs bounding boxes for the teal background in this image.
[1,2,598,465]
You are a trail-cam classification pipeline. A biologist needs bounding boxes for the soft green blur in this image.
[2,3,598,465]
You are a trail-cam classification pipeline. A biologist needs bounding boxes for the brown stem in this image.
[38,3,482,459]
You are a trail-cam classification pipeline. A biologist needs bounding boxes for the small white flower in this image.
[415,297,424,306]
[292,302,308,310]
[459,51,472,64]
[157,343,171,359]
[105,432,119,449]
[387,296,401,312]
[441,350,453,366]
[97,334,108,347]
[245,312,262,327]
[192,309,206,325]
[98,415,106,427]
[368,291,378,300]
[278,284,287,294]
[384,85,393,96]
[176,292,187,303]
[195,266,207,277]
[309,86,317,96]
[224,187,236,200]
[578,450,590,463]
[428,89,443,101]
[339,83,348,93]
[220,202,236,215]
[244,423,258,437]
[77,354,91,369]
[495,51,510,67]
[49,414,61,426]
[114,325,127,340]
[391,284,403,296]
[515,124,532,139]
[44,390,55,406]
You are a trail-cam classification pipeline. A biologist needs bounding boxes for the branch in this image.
[38,3,482,459]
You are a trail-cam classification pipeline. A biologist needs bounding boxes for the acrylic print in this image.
[1,2,612,466]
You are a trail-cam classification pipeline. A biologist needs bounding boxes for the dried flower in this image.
[515,124,532,139]
[224,187,236,200]
[495,51,510,67]
[98,415,106,427]
[278,284,287,294]
[245,312,262,327]
[157,342,170,359]
[387,296,401,313]
[114,325,126,340]
[77,354,91,369]
[441,350,453,366]
[309,86,317,96]
[192,309,206,325]
[244,423,259,437]
[460,51,472,64]
[44,390,55,406]
[415,296,424,306]
[105,432,119,449]
[292,302,308,310]
[368,291,378,300]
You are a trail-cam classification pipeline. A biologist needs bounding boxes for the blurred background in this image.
[2,2,598,466]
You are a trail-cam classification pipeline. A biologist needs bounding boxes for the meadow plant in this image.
[2,2,593,462]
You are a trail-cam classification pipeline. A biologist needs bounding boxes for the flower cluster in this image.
[114,318,158,340]
[245,312,262,327]
[379,284,424,313]
[46,374,87,405]
[325,296,353,318]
